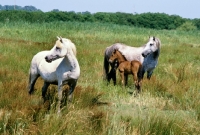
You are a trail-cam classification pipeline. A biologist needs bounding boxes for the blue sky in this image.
[1,0,200,19]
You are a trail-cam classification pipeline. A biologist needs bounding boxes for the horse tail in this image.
[28,69,31,84]
[28,68,31,91]
[103,52,109,80]
[28,60,40,94]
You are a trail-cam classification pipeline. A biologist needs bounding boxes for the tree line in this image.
[0,9,200,31]
[0,5,40,11]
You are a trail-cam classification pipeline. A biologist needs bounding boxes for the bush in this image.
[177,21,197,31]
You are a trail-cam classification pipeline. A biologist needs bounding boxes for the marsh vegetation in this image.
[0,21,200,134]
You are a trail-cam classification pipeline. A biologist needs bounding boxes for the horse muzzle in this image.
[45,56,52,63]
[142,53,147,58]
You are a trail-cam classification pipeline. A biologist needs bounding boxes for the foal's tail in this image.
[103,53,109,80]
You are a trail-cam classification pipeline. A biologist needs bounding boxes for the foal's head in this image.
[109,49,126,63]
[109,49,118,63]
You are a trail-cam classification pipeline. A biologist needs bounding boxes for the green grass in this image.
[0,21,200,134]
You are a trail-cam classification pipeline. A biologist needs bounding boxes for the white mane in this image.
[57,37,77,56]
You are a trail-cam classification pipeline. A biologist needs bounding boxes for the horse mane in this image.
[155,37,161,48]
[149,36,161,59]
[150,36,161,48]
[58,37,77,56]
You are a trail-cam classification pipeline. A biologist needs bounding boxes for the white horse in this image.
[103,36,161,85]
[28,36,80,113]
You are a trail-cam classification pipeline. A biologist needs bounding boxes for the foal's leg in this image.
[124,74,128,86]
[137,79,142,93]
[42,82,50,101]
[133,72,140,93]
[119,71,125,86]
[132,72,138,86]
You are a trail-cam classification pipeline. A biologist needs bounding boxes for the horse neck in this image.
[63,49,79,69]
[153,38,161,59]
[117,52,126,63]
[153,47,160,59]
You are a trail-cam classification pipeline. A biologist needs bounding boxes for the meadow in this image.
[0,21,200,135]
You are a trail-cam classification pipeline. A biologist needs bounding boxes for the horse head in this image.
[142,36,160,58]
[45,36,66,63]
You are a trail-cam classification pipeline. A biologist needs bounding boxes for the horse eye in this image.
[150,43,153,46]
[56,47,60,50]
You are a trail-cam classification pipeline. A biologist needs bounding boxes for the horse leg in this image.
[112,70,117,85]
[42,82,50,102]
[68,80,77,102]
[138,67,145,80]
[107,71,112,84]
[103,56,110,81]
[28,72,39,94]
[57,81,63,114]
[112,60,119,85]
[147,70,153,80]
[108,64,117,85]
[107,66,114,84]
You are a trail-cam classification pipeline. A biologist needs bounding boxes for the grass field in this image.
[0,21,200,134]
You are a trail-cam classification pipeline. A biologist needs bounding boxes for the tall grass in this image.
[0,21,200,134]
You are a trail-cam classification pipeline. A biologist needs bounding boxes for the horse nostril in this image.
[45,56,48,60]
[142,53,144,57]
[142,53,146,57]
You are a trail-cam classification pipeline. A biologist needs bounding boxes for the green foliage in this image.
[177,21,197,31]
[193,18,200,30]
[1,10,200,30]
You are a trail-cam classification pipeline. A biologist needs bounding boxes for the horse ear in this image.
[59,36,63,43]
[153,36,155,41]
[57,36,60,40]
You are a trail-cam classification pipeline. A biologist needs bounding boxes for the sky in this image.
[1,0,200,19]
